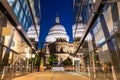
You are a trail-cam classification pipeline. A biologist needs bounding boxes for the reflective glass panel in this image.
[19,10,23,22]
[13,1,20,16]
[7,0,15,6]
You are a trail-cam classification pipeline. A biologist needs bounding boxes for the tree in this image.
[63,57,72,66]
[48,55,58,66]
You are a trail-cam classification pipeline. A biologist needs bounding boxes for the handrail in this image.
[0,42,20,54]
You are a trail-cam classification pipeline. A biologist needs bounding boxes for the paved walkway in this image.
[12,71,91,80]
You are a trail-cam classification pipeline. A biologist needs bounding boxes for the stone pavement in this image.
[12,71,91,80]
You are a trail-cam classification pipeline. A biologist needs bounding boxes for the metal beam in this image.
[74,0,106,57]
[102,0,120,3]
[0,1,36,53]
[0,43,20,54]
[73,0,84,40]
[26,0,39,38]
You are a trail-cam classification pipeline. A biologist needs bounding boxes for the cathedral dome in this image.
[72,23,86,39]
[46,15,69,42]
[49,24,66,34]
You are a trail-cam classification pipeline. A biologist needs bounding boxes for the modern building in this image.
[0,0,40,78]
[73,0,120,80]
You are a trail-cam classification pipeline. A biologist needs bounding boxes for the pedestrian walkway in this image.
[12,71,91,80]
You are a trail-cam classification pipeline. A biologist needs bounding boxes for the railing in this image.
[0,66,31,80]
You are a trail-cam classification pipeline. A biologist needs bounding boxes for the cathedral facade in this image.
[45,15,75,65]
[44,15,86,68]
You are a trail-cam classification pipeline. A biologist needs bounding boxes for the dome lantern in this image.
[55,13,60,23]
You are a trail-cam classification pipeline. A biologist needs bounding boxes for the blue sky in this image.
[38,0,73,48]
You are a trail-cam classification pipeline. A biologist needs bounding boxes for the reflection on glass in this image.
[23,16,26,26]
[25,22,28,32]
[22,0,26,9]
[19,10,23,22]
[93,20,105,46]
[7,0,15,6]
[13,1,20,16]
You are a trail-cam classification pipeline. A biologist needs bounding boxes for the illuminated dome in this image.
[85,33,92,41]
[46,15,69,42]
[49,25,66,34]
[72,23,86,39]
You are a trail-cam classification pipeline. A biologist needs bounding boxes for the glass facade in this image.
[0,0,40,78]
[93,19,105,46]
[73,1,120,80]
[88,3,120,80]
[104,6,114,35]
[7,0,33,32]
[7,0,15,6]
[19,10,23,22]
[13,1,20,16]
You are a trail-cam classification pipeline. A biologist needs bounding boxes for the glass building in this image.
[0,0,40,79]
[7,0,30,31]
[73,0,120,80]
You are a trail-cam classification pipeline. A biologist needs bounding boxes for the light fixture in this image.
[36,51,38,53]
[26,52,31,59]
[18,26,22,29]
[32,46,34,49]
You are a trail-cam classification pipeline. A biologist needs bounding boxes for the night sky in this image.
[38,0,73,48]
